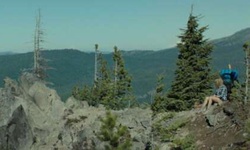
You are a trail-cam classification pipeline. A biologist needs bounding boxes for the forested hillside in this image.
[0,28,248,101]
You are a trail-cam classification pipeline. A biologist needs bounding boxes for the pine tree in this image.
[113,46,133,109]
[73,44,110,107]
[167,13,213,110]
[151,74,165,113]
[95,52,115,108]
[72,86,81,99]
[97,111,132,150]
[230,81,244,103]
[84,46,112,107]
[72,45,135,109]
[72,85,98,106]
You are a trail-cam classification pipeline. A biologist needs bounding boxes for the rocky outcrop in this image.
[0,73,153,150]
[1,72,246,149]
[0,73,66,150]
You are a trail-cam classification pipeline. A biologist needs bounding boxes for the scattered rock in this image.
[65,96,85,109]
[141,120,150,129]
[206,114,218,126]
[223,106,234,116]
[4,77,20,96]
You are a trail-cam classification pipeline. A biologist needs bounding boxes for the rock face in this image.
[7,105,33,150]
[1,73,245,149]
[0,105,33,150]
[0,73,153,150]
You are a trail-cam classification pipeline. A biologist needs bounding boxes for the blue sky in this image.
[1,0,250,53]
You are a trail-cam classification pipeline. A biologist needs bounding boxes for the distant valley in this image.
[0,28,248,101]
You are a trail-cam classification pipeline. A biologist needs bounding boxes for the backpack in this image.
[220,69,232,84]
[219,69,238,85]
[231,69,238,81]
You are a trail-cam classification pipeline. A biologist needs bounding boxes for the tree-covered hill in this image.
[0,28,248,101]
[211,28,248,73]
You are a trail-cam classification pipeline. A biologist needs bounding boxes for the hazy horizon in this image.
[1,0,250,53]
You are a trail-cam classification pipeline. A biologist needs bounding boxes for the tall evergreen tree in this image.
[113,46,133,109]
[95,52,115,108]
[167,13,213,110]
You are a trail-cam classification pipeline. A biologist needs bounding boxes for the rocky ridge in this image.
[0,73,249,150]
[0,73,153,150]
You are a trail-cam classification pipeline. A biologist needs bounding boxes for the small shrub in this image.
[65,118,81,126]
[172,134,196,150]
[97,111,132,150]
[65,115,87,127]
[245,119,250,141]
[153,114,189,142]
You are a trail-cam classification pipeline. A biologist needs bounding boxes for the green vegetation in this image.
[153,113,188,142]
[151,74,166,113]
[72,46,134,110]
[0,27,247,102]
[93,52,114,107]
[0,36,246,102]
[112,46,134,109]
[152,113,176,142]
[230,81,244,102]
[167,13,213,111]
[172,134,196,150]
[97,111,132,150]
[245,119,250,141]
[152,113,195,149]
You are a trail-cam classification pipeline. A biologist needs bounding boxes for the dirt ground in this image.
[188,101,250,150]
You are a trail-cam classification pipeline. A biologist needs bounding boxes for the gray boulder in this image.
[0,73,155,150]
[0,105,33,150]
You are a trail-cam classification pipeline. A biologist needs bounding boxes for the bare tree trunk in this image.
[34,19,38,72]
[34,10,41,73]
[244,43,250,104]
[114,60,118,86]
[245,51,248,103]
[94,44,99,87]
[114,46,118,90]
[34,10,41,74]
[33,9,47,79]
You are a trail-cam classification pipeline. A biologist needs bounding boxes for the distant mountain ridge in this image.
[211,28,247,73]
[0,28,249,101]
[0,51,15,55]
[213,27,250,47]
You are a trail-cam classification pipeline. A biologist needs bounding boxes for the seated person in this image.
[201,78,227,111]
